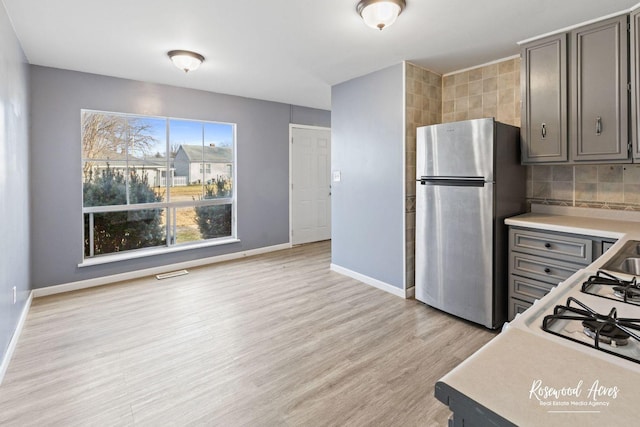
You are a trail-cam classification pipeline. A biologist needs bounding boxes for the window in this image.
[82,110,236,260]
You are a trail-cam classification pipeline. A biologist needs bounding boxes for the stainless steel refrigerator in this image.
[415,118,526,329]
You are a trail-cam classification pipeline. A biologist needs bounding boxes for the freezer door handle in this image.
[417,176,486,187]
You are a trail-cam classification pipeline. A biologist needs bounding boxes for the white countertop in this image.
[505,212,637,239]
[437,204,640,425]
[440,328,640,426]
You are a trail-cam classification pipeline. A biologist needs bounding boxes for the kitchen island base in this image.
[435,381,516,427]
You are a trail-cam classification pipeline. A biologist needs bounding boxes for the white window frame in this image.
[80,110,238,266]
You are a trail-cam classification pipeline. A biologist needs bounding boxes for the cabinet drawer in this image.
[510,274,556,303]
[508,298,532,321]
[509,252,581,284]
[510,228,592,264]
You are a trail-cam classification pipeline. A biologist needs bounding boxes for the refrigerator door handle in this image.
[417,176,486,187]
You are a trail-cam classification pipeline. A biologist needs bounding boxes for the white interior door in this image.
[291,126,331,245]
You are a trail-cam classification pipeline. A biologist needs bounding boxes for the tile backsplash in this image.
[405,63,442,288]
[529,164,640,210]
[442,58,520,128]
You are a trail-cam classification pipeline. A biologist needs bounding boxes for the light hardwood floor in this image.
[0,241,496,426]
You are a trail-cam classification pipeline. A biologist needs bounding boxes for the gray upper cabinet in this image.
[631,9,640,161]
[570,15,629,162]
[521,14,632,165]
[521,34,568,163]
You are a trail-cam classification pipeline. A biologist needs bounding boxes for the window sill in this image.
[78,237,241,268]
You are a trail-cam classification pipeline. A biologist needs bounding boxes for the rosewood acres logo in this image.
[529,379,620,412]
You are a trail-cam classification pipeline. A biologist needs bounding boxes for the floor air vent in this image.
[155,269,189,280]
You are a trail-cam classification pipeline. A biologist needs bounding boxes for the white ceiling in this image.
[3,0,640,110]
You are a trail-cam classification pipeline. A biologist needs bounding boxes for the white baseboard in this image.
[330,263,410,299]
[33,243,292,298]
[0,291,33,385]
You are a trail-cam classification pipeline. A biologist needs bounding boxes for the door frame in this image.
[288,124,332,245]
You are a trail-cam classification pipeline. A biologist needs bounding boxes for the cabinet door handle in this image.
[596,116,602,136]
[541,123,547,139]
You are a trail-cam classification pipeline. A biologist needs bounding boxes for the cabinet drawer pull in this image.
[596,116,602,136]
[544,243,551,249]
[541,122,547,139]
[544,268,551,274]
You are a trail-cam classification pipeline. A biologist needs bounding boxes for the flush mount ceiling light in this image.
[167,50,205,73]
[357,0,406,31]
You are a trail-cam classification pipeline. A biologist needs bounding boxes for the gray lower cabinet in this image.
[507,226,615,320]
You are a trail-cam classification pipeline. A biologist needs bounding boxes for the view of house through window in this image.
[82,110,236,259]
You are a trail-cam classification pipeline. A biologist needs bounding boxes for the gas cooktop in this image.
[542,295,640,365]
[516,269,640,371]
[581,270,640,306]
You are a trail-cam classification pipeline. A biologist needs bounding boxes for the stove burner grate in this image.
[542,297,640,364]
[581,270,640,306]
[582,320,629,346]
[613,286,640,302]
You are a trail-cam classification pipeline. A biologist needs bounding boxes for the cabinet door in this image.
[631,9,640,160]
[521,34,567,163]
[571,15,629,162]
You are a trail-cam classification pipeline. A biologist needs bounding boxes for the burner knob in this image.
[544,243,551,249]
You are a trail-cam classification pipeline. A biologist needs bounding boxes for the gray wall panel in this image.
[331,64,405,289]
[0,3,30,361]
[29,66,329,288]
[290,105,331,128]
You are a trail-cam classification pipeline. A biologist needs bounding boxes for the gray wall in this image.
[290,105,331,128]
[0,3,30,361]
[331,64,405,289]
[30,66,330,288]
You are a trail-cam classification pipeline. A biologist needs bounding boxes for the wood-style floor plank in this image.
[0,241,496,426]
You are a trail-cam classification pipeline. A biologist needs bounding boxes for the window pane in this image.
[82,112,128,206]
[82,113,166,207]
[83,163,128,207]
[127,169,164,205]
[204,122,234,197]
[84,208,166,256]
[82,111,127,162]
[171,119,204,201]
[127,117,167,200]
[173,206,200,244]
[203,176,232,199]
[192,204,233,241]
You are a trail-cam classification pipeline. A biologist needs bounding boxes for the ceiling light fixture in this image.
[168,50,205,73]
[357,0,406,31]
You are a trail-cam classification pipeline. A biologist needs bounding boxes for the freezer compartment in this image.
[416,118,495,181]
